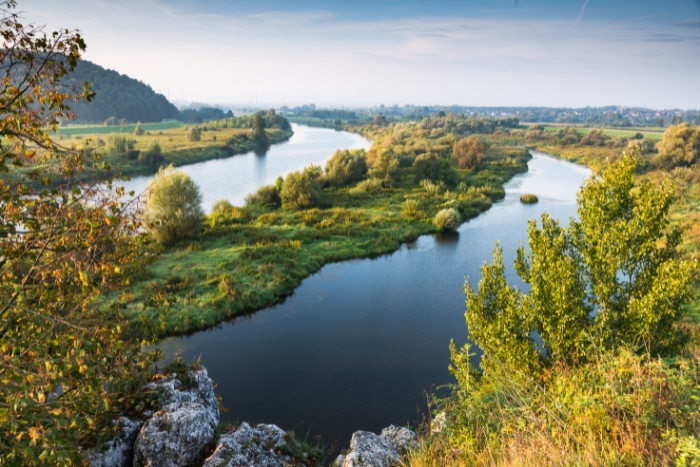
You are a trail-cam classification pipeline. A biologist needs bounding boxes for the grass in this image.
[56,119,184,137]
[540,125,665,140]
[114,146,529,336]
[519,194,538,204]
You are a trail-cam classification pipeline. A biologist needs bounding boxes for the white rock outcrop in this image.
[132,367,220,467]
[202,422,293,467]
[337,425,418,467]
[84,417,143,467]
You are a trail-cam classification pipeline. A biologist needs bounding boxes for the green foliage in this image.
[519,193,538,204]
[350,178,384,195]
[325,148,368,186]
[107,134,128,154]
[368,147,399,183]
[420,179,445,196]
[134,121,145,136]
[144,165,204,244]
[654,123,700,170]
[280,166,320,209]
[401,199,424,219]
[251,112,269,148]
[0,5,162,465]
[433,208,462,231]
[186,125,202,142]
[245,184,281,208]
[412,153,456,183]
[465,154,695,374]
[453,136,487,169]
[209,200,248,227]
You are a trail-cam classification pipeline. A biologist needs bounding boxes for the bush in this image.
[187,126,202,142]
[107,134,128,154]
[350,178,384,195]
[245,184,281,208]
[420,179,445,196]
[143,165,204,244]
[412,153,456,183]
[134,122,145,136]
[209,199,248,226]
[281,170,314,209]
[520,193,538,204]
[325,149,367,186]
[368,147,399,183]
[654,123,700,170]
[401,199,424,219]
[125,149,140,160]
[433,208,461,231]
[453,136,488,169]
[103,116,117,126]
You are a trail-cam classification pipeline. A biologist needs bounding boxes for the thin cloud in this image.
[674,19,700,28]
[575,0,591,24]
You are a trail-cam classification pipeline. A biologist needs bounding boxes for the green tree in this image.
[325,149,367,186]
[186,125,202,142]
[654,123,700,170]
[412,153,456,183]
[453,136,487,169]
[134,121,145,136]
[0,3,161,465]
[464,153,694,373]
[251,112,269,148]
[368,147,399,184]
[143,165,204,244]
[280,165,320,209]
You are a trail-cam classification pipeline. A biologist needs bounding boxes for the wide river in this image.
[150,125,591,446]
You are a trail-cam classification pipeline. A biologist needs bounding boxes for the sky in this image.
[23,0,700,109]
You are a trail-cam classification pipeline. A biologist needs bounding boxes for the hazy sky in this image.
[25,0,700,109]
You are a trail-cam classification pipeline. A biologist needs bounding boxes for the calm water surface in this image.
[119,124,371,212]
[158,150,591,445]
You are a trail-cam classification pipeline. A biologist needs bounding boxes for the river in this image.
[119,124,372,212]
[152,127,591,445]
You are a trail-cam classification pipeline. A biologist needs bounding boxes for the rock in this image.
[133,366,220,467]
[342,431,400,467]
[380,425,418,454]
[335,454,346,466]
[431,412,446,434]
[202,422,291,467]
[84,417,143,467]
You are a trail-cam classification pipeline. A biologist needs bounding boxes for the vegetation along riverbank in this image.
[113,114,530,336]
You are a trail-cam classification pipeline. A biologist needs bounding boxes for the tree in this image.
[654,122,700,170]
[368,147,399,184]
[280,165,320,209]
[251,112,269,148]
[134,121,145,136]
[186,125,202,142]
[453,136,487,169]
[464,153,694,374]
[0,3,161,465]
[325,149,367,186]
[412,153,456,183]
[143,165,204,244]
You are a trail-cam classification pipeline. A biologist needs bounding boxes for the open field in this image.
[538,125,665,140]
[56,119,184,137]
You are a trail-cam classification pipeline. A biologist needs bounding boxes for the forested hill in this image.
[64,60,180,124]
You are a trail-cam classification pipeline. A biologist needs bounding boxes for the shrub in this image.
[520,193,538,204]
[401,199,424,219]
[325,148,367,186]
[350,178,384,195]
[245,184,281,208]
[125,149,140,160]
[209,200,248,226]
[420,179,445,196]
[453,136,488,169]
[103,116,117,126]
[368,147,399,183]
[187,126,202,142]
[118,118,128,126]
[143,165,204,244]
[134,122,145,136]
[107,134,128,154]
[433,208,461,231]
[281,170,314,209]
[412,153,456,183]
[654,123,700,170]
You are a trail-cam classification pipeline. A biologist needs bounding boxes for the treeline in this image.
[179,107,233,123]
[196,109,291,132]
[63,60,180,124]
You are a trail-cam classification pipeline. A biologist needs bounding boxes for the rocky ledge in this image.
[86,366,419,467]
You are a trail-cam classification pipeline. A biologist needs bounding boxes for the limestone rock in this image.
[133,366,220,467]
[84,417,143,467]
[202,422,292,467]
[342,431,400,467]
[380,425,418,454]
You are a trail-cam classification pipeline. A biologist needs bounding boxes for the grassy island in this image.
[117,115,530,335]
[519,193,538,204]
